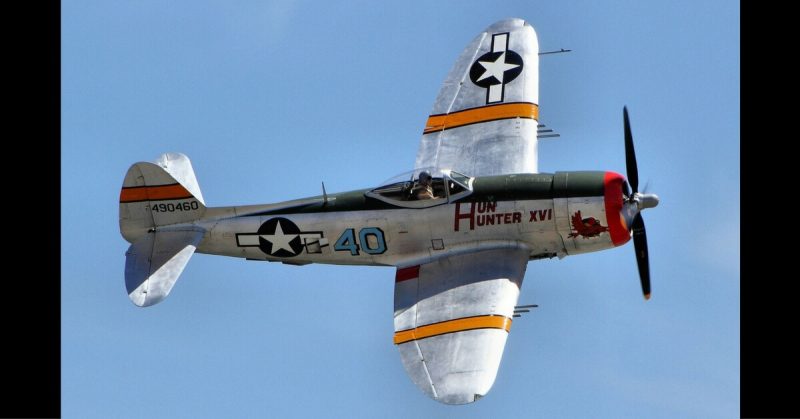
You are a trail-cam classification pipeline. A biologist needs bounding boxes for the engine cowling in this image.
[552,171,631,256]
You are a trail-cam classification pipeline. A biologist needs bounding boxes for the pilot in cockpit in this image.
[414,171,435,200]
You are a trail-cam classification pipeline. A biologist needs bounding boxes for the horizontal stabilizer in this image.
[125,228,205,307]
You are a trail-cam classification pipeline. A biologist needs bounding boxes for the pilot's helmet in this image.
[419,171,432,182]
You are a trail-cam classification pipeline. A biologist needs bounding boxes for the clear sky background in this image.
[62,1,739,417]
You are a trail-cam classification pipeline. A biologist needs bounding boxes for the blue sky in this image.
[62,1,739,417]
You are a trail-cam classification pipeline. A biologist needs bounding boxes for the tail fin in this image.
[119,153,207,307]
[119,152,206,243]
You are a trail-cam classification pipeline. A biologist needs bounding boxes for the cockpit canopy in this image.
[365,167,473,208]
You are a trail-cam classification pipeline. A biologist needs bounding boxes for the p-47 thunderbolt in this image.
[119,18,659,404]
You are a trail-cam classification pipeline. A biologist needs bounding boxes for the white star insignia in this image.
[261,220,298,254]
[476,52,519,84]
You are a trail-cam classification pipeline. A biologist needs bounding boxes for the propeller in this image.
[621,106,658,300]
[624,107,639,195]
[631,213,650,298]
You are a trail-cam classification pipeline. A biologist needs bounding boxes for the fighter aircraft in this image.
[119,18,659,404]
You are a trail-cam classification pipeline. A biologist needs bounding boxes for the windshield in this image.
[375,167,448,187]
[371,168,446,202]
[366,168,473,208]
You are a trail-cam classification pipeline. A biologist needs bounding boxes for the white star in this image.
[261,220,298,254]
[476,52,519,83]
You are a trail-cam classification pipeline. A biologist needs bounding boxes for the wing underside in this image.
[415,18,540,177]
[393,247,529,404]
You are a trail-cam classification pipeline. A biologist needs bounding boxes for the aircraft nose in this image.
[639,193,659,209]
[603,171,632,246]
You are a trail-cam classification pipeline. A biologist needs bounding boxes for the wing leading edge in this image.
[415,18,540,177]
[393,247,529,404]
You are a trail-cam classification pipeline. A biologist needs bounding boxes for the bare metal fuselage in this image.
[173,171,629,269]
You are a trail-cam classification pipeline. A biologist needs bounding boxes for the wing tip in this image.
[434,392,487,405]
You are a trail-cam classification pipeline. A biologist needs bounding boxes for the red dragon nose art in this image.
[567,210,609,238]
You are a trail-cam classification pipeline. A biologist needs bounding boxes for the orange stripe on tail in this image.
[120,183,193,203]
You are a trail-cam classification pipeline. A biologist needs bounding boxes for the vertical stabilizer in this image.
[119,153,206,243]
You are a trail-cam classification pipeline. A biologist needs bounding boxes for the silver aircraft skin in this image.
[119,18,659,405]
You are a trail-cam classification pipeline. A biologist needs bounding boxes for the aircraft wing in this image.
[393,247,529,404]
[415,18,540,177]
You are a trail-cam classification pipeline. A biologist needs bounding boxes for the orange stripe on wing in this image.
[423,102,538,134]
[120,183,193,203]
[394,315,511,345]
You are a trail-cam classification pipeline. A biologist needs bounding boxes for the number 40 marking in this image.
[334,227,387,255]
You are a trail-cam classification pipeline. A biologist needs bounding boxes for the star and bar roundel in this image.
[236,217,327,257]
[423,32,534,135]
[469,32,523,104]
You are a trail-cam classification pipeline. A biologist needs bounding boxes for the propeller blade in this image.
[622,180,631,199]
[631,212,650,300]
[642,179,651,194]
[624,106,639,194]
